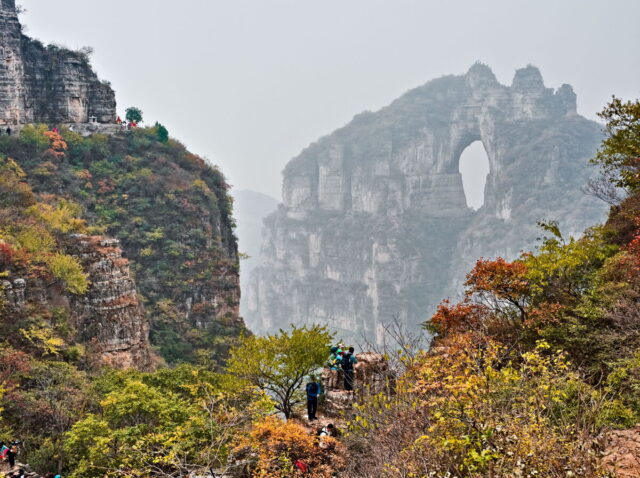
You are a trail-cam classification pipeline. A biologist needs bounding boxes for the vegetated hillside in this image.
[0,125,247,364]
[0,151,152,473]
[2,97,640,478]
[341,97,640,477]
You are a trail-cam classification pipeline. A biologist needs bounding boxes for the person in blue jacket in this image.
[306,379,322,420]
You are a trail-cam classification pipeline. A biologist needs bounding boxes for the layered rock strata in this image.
[0,0,115,125]
[67,235,154,370]
[2,234,154,370]
[248,64,607,342]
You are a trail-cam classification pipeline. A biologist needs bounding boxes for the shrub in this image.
[239,417,344,478]
[47,253,88,294]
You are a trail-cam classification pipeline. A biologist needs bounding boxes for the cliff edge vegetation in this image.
[0,125,246,365]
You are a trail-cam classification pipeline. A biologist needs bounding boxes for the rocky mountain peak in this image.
[465,62,499,90]
[247,65,606,341]
[511,64,545,91]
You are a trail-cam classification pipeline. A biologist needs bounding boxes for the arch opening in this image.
[459,140,490,210]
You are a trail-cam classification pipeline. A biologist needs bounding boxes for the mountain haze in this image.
[247,64,607,342]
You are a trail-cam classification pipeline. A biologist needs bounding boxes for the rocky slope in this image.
[2,233,155,370]
[0,126,247,365]
[0,0,115,125]
[247,64,607,341]
[66,235,154,370]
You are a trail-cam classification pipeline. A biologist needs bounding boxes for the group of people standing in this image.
[326,345,358,391]
[0,441,60,478]
[115,116,137,130]
[305,344,359,421]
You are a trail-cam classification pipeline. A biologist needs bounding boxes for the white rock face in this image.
[0,0,115,125]
[247,64,606,342]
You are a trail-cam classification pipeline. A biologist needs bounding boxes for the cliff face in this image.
[233,190,278,319]
[0,0,115,125]
[66,235,153,370]
[247,64,607,341]
[2,234,154,370]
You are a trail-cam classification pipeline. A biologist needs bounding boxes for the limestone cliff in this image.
[233,189,278,318]
[0,0,115,125]
[247,64,607,342]
[66,235,154,370]
[2,234,154,370]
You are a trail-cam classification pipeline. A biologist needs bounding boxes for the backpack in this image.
[341,353,353,371]
[306,382,319,396]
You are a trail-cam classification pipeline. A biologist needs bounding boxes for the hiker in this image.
[341,347,358,391]
[306,379,321,420]
[325,346,343,389]
[7,441,18,469]
[326,346,339,368]
[6,127,11,136]
[318,423,337,437]
[116,115,122,124]
[52,127,59,133]
[0,441,7,460]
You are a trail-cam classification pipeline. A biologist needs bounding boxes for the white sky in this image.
[19,0,640,199]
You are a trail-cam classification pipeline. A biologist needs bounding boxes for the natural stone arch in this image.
[458,140,490,209]
[247,64,604,344]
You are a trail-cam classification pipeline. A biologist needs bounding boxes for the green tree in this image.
[47,253,88,294]
[5,361,90,474]
[226,325,333,419]
[64,367,267,477]
[593,96,640,192]
[155,122,169,142]
[125,106,143,124]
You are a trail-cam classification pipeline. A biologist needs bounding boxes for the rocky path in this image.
[603,426,640,477]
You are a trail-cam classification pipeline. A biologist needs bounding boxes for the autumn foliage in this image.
[43,130,68,159]
[343,96,640,476]
[239,417,345,478]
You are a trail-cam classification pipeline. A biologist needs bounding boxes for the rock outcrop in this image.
[322,352,392,416]
[247,64,607,341]
[67,235,154,370]
[2,234,154,370]
[603,426,640,478]
[0,0,115,125]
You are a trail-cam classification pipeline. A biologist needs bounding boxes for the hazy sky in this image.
[20,0,640,201]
